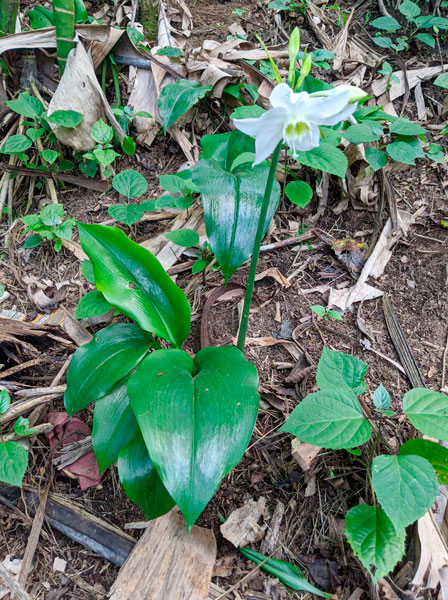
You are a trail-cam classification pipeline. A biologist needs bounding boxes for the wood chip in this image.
[220,498,266,548]
[291,439,322,472]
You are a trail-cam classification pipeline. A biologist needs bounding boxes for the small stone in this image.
[406,279,416,289]
[53,557,67,573]
[400,256,408,264]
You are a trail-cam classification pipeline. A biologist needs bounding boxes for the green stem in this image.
[237,142,282,352]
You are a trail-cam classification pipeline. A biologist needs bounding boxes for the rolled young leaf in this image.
[0,0,19,36]
[128,346,259,529]
[64,323,154,417]
[53,0,75,76]
[77,223,191,347]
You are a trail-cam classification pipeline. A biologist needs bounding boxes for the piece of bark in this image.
[260,501,285,558]
[291,438,322,472]
[220,498,266,548]
[109,508,217,600]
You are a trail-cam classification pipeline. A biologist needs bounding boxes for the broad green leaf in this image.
[40,149,60,165]
[91,118,113,144]
[126,26,144,44]
[26,127,45,141]
[40,203,64,226]
[192,259,208,274]
[343,123,382,143]
[200,129,255,172]
[372,36,393,48]
[53,219,74,241]
[47,109,84,128]
[365,147,388,171]
[118,429,175,519]
[371,16,401,31]
[345,505,405,584]
[159,80,212,129]
[403,388,448,440]
[415,15,448,29]
[1,134,32,154]
[239,548,333,598]
[285,180,313,208]
[280,388,372,449]
[415,33,435,48]
[92,377,139,472]
[64,323,153,417]
[294,142,348,178]
[399,439,448,484]
[389,118,427,136]
[386,136,425,165]
[128,346,259,529]
[230,105,266,120]
[160,171,199,194]
[373,383,391,409]
[399,0,420,19]
[0,388,11,414]
[108,203,144,226]
[77,223,191,346]
[371,454,438,532]
[316,347,368,395]
[27,7,55,29]
[81,259,95,282]
[75,290,112,319]
[122,135,136,156]
[156,46,183,57]
[24,235,42,249]
[193,155,280,282]
[112,169,147,199]
[93,148,120,167]
[164,229,199,247]
[0,442,28,487]
[310,304,326,317]
[5,92,43,118]
[434,73,448,89]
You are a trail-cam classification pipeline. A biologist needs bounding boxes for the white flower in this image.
[233,83,359,165]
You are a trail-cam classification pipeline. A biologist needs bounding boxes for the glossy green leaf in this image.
[75,290,112,319]
[41,149,60,165]
[414,33,435,47]
[122,135,136,156]
[389,118,427,136]
[399,439,448,484]
[112,169,147,199]
[294,141,348,178]
[24,235,42,249]
[77,223,191,346]
[118,429,175,519]
[92,377,139,473]
[239,548,333,598]
[343,123,382,143]
[47,109,84,128]
[108,203,144,225]
[64,322,153,417]
[164,229,199,247]
[1,134,32,154]
[316,347,368,395]
[0,388,11,414]
[0,442,28,487]
[230,105,266,120]
[91,118,113,145]
[200,130,255,171]
[285,180,313,208]
[373,383,391,409]
[27,6,55,29]
[345,505,405,584]
[159,80,212,129]
[128,346,259,529]
[403,388,448,440]
[386,136,424,165]
[280,388,372,449]
[371,454,438,532]
[193,151,280,282]
[371,16,401,31]
[5,93,43,118]
[365,147,388,171]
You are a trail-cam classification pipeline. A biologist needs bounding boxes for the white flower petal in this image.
[232,116,264,138]
[306,88,351,119]
[311,103,356,126]
[269,83,294,109]
[290,122,321,153]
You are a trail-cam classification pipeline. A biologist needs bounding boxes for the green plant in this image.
[158,80,212,130]
[157,169,200,210]
[0,388,33,488]
[268,0,309,14]
[82,118,120,178]
[21,203,75,251]
[27,0,87,29]
[310,304,342,321]
[371,1,448,50]
[107,168,154,226]
[280,346,448,583]
[53,0,76,75]
[0,0,19,37]
[164,229,215,277]
[377,61,400,89]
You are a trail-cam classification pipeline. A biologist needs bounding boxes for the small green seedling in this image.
[82,118,120,178]
[310,304,342,321]
[0,388,29,488]
[21,204,74,252]
[164,228,214,277]
[108,169,152,226]
[158,169,200,211]
[377,61,400,89]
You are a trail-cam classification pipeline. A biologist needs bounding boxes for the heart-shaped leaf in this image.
[316,347,368,395]
[403,388,448,440]
[128,346,259,529]
[64,322,154,417]
[280,388,372,449]
[112,169,148,199]
[0,442,28,487]
[108,203,144,226]
[77,223,191,347]
[75,290,112,319]
[118,429,175,520]
[47,110,84,128]
[371,454,438,532]
[345,505,405,584]
[399,439,448,484]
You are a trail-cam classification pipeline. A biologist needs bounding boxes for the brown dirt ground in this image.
[1,0,448,599]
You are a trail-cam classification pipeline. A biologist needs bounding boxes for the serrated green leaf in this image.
[280,388,372,449]
[128,346,259,529]
[0,388,11,414]
[47,109,84,128]
[316,347,368,395]
[5,92,43,118]
[403,388,448,440]
[230,105,266,120]
[165,228,199,247]
[0,442,28,487]
[77,223,191,346]
[294,142,348,178]
[372,454,438,532]
[285,180,313,208]
[159,80,212,129]
[108,203,144,226]
[399,439,448,484]
[91,118,113,144]
[40,203,64,226]
[64,323,154,417]
[40,149,60,165]
[365,147,388,171]
[75,290,112,319]
[389,118,427,136]
[112,169,147,199]
[1,134,32,154]
[343,123,382,143]
[386,135,425,165]
[311,304,326,317]
[345,505,405,584]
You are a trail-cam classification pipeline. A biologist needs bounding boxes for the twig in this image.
[0,423,54,443]
[378,0,392,17]
[0,394,62,425]
[0,562,32,600]
[0,357,46,379]
[441,333,448,391]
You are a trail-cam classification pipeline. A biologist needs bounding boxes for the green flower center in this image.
[285,122,310,138]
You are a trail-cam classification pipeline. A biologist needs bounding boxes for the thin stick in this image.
[0,562,32,600]
[237,142,282,351]
[441,333,448,391]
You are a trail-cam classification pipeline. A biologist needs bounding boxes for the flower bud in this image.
[310,84,368,103]
[300,53,313,79]
[288,27,301,86]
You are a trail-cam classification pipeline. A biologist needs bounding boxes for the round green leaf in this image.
[386,136,425,165]
[0,442,28,487]
[40,203,64,226]
[90,118,113,144]
[40,149,60,165]
[310,304,326,317]
[365,147,388,171]
[108,203,144,226]
[64,323,154,417]
[47,109,84,128]
[118,429,175,520]
[164,229,199,248]
[112,169,148,199]
[1,134,32,154]
[285,180,313,208]
[128,346,259,529]
[399,0,420,18]
[280,388,372,449]
[403,388,448,440]
[371,454,438,532]
[75,290,112,319]
[345,505,405,584]
[399,439,448,484]
[316,347,368,396]
[77,224,191,346]
[92,377,139,473]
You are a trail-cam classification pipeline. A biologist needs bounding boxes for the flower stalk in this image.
[237,141,282,351]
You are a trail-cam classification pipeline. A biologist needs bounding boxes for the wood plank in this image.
[109,509,217,600]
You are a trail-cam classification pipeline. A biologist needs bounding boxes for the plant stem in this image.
[237,142,282,352]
